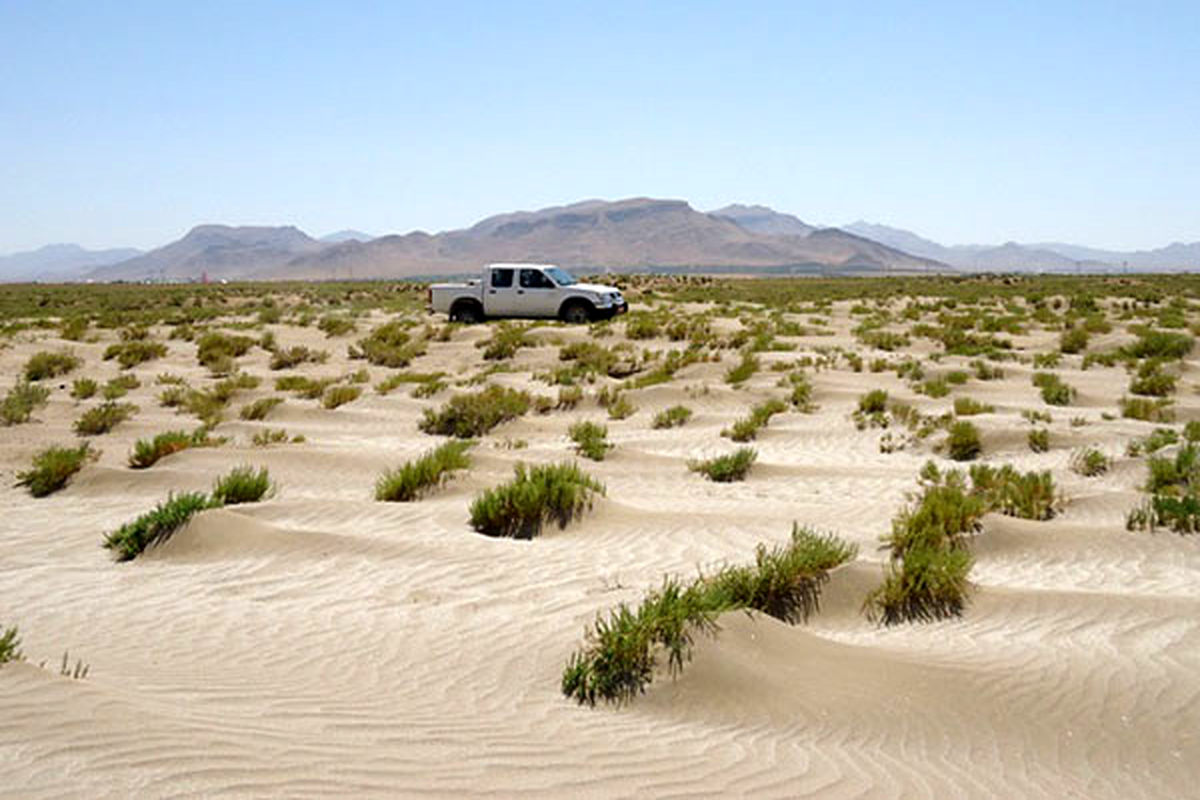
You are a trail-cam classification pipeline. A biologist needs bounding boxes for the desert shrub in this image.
[24,350,80,381]
[252,428,303,447]
[1120,396,1174,422]
[239,396,284,420]
[1028,428,1050,453]
[478,323,533,361]
[128,429,220,469]
[858,330,910,351]
[863,545,973,626]
[269,345,328,370]
[1129,360,1177,397]
[1,381,51,426]
[322,384,362,409]
[1123,329,1193,360]
[971,359,1004,380]
[857,389,889,415]
[945,370,970,385]
[104,340,167,369]
[785,371,816,411]
[562,526,855,707]
[1127,427,1179,457]
[317,314,357,337]
[1125,444,1200,534]
[351,321,423,367]
[103,492,215,561]
[652,405,693,429]
[724,352,760,385]
[559,341,619,378]
[211,465,274,505]
[102,374,140,399]
[1059,326,1089,354]
[0,626,23,665]
[1033,352,1061,369]
[885,477,986,558]
[723,397,787,442]
[419,385,532,438]
[605,393,637,420]
[1070,447,1110,477]
[469,461,605,538]
[945,420,982,461]
[71,377,98,400]
[196,331,254,371]
[953,397,994,416]
[967,464,1059,520]
[1033,372,1075,406]
[623,314,662,340]
[688,447,757,482]
[556,385,584,410]
[1185,421,1200,443]
[376,371,447,396]
[919,378,950,398]
[569,421,611,461]
[375,440,474,502]
[74,401,137,436]
[15,443,95,497]
[59,317,88,341]
[1021,408,1052,424]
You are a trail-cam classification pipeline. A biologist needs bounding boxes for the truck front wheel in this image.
[560,301,594,325]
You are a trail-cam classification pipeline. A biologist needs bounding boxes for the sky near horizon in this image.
[1,0,1197,254]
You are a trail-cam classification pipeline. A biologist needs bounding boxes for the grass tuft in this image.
[24,350,81,381]
[419,384,532,438]
[569,421,611,461]
[375,440,474,502]
[103,492,216,561]
[469,462,604,539]
[210,465,274,505]
[73,401,137,436]
[15,443,96,497]
[688,447,757,482]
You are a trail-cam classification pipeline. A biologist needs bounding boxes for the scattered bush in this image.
[104,340,167,369]
[1059,326,1089,354]
[128,429,220,469]
[15,443,96,497]
[953,397,994,416]
[0,626,23,665]
[1120,396,1174,422]
[102,374,140,399]
[196,331,255,372]
[863,545,973,626]
[1,381,51,426]
[652,405,693,429]
[724,352,760,384]
[569,421,611,461]
[211,465,274,505]
[1123,329,1193,360]
[24,350,80,381]
[1070,447,1110,477]
[269,345,328,370]
[968,464,1059,520]
[1129,360,1177,397]
[469,462,605,538]
[419,385,532,438]
[239,396,284,420]
[1028,428,1050,453]
[605,392,637,420]
[479,323,533,361]
[375,440,474,502]
[351,321,423,367]
[317,315,357,338]
[688,447,757,482]
[103,492,216,561]
[1033,372,1075,406]
[857,389,889,415]
[945,420,982,461]
[71,377,97,400]
[723,397,787,442]
[322,384,362,409]
[73,401,137,436]
[252,428,303,447]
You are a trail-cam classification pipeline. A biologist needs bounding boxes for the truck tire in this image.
[560,300,594,325]
[450,300,484,324]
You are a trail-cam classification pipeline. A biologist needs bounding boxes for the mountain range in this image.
[2,198,1198,282]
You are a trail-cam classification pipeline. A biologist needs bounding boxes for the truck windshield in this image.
[544,267,578,286]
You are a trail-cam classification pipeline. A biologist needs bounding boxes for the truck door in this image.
[518,268,562,316]
[484,267,521,316]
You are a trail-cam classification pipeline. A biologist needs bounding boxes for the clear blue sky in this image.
[1,0,1197,253]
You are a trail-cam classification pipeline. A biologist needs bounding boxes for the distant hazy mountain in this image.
[86,199,944,281]
[710,204,816,237]
[320,230,374,243]
[0,243,142,281]
[89,225,322,281]
[842,221,1199,272]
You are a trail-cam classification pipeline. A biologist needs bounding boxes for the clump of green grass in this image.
[1070,447,1110,477]
[322,384,362,409]
[1028,428,1050,453]
[351,321,424,367]
[102,374,140,399]
[652,404,693,429]
[724,352,760,385]
[605,392,637,420]
[556,385,584,410]
[688,447,757,482]
[1059,325,1089,354]
[858,389,889,414]
[1120,396,1174,422]
[73,401,137,436]
[1125,444,1200,535]
[239,396,284,420]
[479,322,533,361]
[1129,360,1177,397]
[419,384,532,437]
[269,345,328,370]
[252,428,304,447]
[1033,372,1076,406]
[967,463,1059,520]
[318,314,357,338]
[953,396,994,416]
[15,443,96,497]
[562,526,856,707]
[469,462,605,539]
[1123,328,1193,360]
[103,492,216,561]
[944,420,982,461]
[569,421,611,461]
[376,371,446,395]
[128,429,221,469]
[1,381,51,426]
[24,350,81,381]
[0,625,23,665]
[196,331,255,373]
[104,340,167,369]
[722,397,787,442]
[375,440,474,502]
[71,377,97,400]
[211,465,274,505]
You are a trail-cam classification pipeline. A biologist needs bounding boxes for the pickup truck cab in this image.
[429,263,627,324]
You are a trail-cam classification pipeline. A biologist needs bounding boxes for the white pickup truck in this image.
[428,263,628,324]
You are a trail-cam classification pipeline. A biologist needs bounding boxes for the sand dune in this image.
[2,298,1198,798]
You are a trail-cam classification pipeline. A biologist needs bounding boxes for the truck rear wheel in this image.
[450,301,483,324]
[560,301,593,325]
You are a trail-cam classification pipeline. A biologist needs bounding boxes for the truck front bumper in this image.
[595,301,628,320]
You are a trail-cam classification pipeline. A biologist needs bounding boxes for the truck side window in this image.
[520,269,552,289]
[491,269,513,288]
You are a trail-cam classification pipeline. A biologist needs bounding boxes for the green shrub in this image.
[1124,329,1193,360]
[724,352,760,384]
[24,350,80,381]
[1129,360,1177,397]
[128,429,220,469]
[863,545,973,625]
[556,385,584,410]
[605,393,637,420]
[1120,396,1174,422]
[1033,372,1075,406]
[0,626,23,665]
[252,428,303,447]
[857,389,889,414]
[104,340,167,369]
[375,440,474,502]
[71,377,97,400]
[920,378,950,398]
[469,461,605,538]
[652,405,693,429]
[1059,326,1089,354]
[321,384,362,409]
[688,448,757,482]
[1,381,51,426]
[968,464,1058,520]
[722,397,787,442]
[239,396,284,420]
[1070,447,1110,477]
[74,401,137,436]
[104,492,216,561]
[351,321,423,367]
[1185,421,1200,443]
[376,371,446,396]
[478,323,533,361]
[569,421,611,461]
[419,385,532,438]
[196,331,255,371]
[953,397,994,416]
[945,420,982,461]
[317,315,357,337]
[102,374,140,400]
[211,465,274,505]
[269,345,328,370]
[1027,428,1050,453]
[15,443,95,497]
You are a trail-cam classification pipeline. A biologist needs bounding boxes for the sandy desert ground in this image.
[1,280,1198,798]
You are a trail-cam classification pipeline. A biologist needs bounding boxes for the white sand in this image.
[1,303,1197,798]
